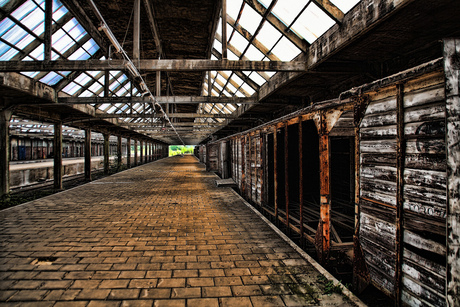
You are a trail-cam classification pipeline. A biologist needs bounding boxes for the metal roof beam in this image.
[58,96,257,105]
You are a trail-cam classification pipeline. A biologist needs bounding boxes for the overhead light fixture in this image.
[98,23,122,53]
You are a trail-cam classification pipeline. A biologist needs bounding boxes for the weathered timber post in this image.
[84,128,91,182]
[117,135,122,170]
[126,138,131,168]
[140,140,143,164]
[134,140,138,166]
[103,133,110,175]
[0,109,12,196]
[54,122,63,190]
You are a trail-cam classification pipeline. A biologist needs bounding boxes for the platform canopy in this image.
[1,0,459,144]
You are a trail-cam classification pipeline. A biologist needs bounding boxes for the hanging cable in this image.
[87,0,185,146]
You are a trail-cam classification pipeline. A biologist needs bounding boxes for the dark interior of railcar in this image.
[330,137,355,242]
[302,121,321,233]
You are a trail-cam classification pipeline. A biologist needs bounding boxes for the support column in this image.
[298,119,304,247]
[140,141,143,164]
[444,38,460,307]
[44,0,52,61]
[103,133,110,175]
[221,0,227,59]
[144,142,148,163]
[273,128,278,220]
[127,138,131,168]
[54,122,63,190]
[134,140,138,166]
[0,110,12,196]
[149,143,152,162]
[84,128,91,182]
[117,135,122,170]
[284,123,289,230]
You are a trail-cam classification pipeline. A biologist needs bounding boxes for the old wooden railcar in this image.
[197,44,459,306]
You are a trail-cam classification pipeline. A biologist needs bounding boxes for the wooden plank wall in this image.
[401,72,447,306]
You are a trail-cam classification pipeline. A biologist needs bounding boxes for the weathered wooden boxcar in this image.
[196,40,460,306]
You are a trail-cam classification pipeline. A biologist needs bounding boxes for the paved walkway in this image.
[0,155,358,306]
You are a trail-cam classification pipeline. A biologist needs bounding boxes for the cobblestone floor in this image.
[0,155,357,306]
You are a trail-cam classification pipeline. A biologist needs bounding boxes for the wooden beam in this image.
[58,96,257,105]
[221,0,227,59]
[96,113,237,119]
[0,59,306,72]
[133,0,141,60]
[312,0,344,24]
[44,0,53,61]
[143,0,163,56]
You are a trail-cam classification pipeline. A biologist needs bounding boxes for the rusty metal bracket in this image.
[353,94,370,127]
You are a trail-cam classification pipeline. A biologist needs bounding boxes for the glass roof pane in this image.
[291,3,335,43]
[11,0,38,21]
[79,90,93,97]
[230,74,243,85]
[245,45,264,61]
[16,33,34,49]
[271,36,301,61]
[40,71,63,85]
[0,18,15,36]
[241,83,255,95]
[88,82,102,93]
[21,71,40,78]
[74,73,92,86]
[21,5,44,34]
[64,18,85,41]
[229,31,248,54]
[82,39,99,55]
[272,0,309,26]
[0,47,19,60]
[235,90,245,97]
[29,44,44,60]
[68,47,89,60]
[62,82,81,95]
[227,49,239,60]
[2,25,28,45]
[0,0,9,7]
[53,0,68,21]
[330,0,360,13]
[239,5,262,35]
[256,22,282,51]
[227,83,237,93]
[227,0,243,20]
[248,72,266,86]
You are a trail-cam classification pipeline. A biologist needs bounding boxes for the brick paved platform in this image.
[0,155,360,306]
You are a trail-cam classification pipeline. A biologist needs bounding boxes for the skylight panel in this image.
[62,82,81,95]
[82,39,99,55]
[248,72,266,86]
[11,0,37,21]
[229,31,248,54]
[2,25,28,46]
[21,71,40,78]
[252,21,281,51]
[271,36,300,61]
[227,82,237,93]
[0,0,9,7]
[291,3,335,43]
[107,106,117,113]
[74,73,92,86]
[0,18,15,36]
[272,0,309,26]
[79,90,94,97]
[227,0,243,20]
[53,0,68,21]
[0,44,19,60]
[216,74,226,84]
[88,82,102,93]
[235,90,245,97]
[330,0,360,13]
[16,33,34,50]
[230,74,243,85]
[241,83,256,95]
[68,47,90,60]
[64,18,85,41]
[21,6,44,34]
[40,71,63,85]
[227,49,239,61]
[245,45,264,61]
[52,29,73,54]
[239,5,262,36]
